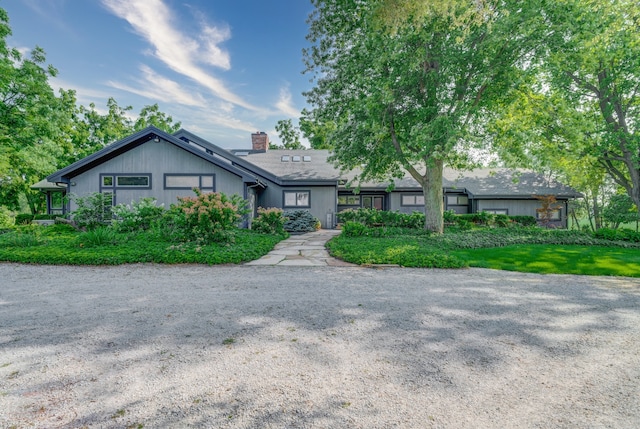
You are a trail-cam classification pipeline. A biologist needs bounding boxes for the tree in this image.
[304,0,544,232]
[299,108,334,150]
[274,119,305,150]
[0,7,71,213]
[134,103,181,133]
[542,0,640,217]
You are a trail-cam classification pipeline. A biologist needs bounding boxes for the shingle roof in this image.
[238,150,581,198]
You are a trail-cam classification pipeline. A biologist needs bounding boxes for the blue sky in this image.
[3,0,315,148]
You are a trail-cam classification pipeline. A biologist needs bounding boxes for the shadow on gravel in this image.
[1,264,639,428]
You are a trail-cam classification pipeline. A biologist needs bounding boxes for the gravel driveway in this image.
[1,263,639,428]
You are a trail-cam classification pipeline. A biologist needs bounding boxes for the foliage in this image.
[70,192,114,230]
[171,189,248,243]
[274,119,305,150]
[112,197,165,232]
[304,0,545,232]
[251,207,287,235]
[0,228,283,265]
[339,208,424,229]
[14,214,34,225]
[76,227,119,248]
[534,195,561,227]
[0,206,12,228]
[594,228,640,243]
[283,210,320,233]
[133,104,181,133]
[602,194,639,229]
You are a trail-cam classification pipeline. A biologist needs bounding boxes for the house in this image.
[33,126,582,228]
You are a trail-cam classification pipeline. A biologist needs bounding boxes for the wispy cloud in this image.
[107,65,208,107]
[101,0,261,111]
[275,84,300,118]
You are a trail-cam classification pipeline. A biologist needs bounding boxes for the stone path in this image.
[245,229,356,266]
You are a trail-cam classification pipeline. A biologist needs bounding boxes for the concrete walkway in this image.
[245,229,356,266]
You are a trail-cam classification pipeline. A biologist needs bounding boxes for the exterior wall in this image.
[258,183,337,229]
[68,140,244,211]
[475,198,567,227]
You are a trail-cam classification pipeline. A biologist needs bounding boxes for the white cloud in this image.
[275,84,300,118]
[107,65,208,107]
[101,0,261,111]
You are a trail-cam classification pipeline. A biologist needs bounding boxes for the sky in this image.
[2,0,315,148]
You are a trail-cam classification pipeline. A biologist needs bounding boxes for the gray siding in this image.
[68,140,244,211]
[258,183,337,229]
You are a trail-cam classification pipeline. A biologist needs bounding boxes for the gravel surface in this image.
[1,263,639,428]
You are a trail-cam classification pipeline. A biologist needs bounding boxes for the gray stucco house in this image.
[34,126,581,228]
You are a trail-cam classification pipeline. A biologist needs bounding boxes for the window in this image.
[164,174,215,190]
[401,195,425,206]
[100,174,151,189]
[537,209,561,220]
[338,195,361,205]
[303,155,311,162]
[483,209,508,215]
[447,195,469,205]
[292,155,301,162]
[281,155,290,162]
[117,176,149,187]
[284,191,310,208]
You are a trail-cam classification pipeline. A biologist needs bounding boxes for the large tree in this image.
[0,8,71,213]
[541,0,640,217]
[304,0,544,232]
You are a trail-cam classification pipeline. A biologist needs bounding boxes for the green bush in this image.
[594,228,640,242]
[342,221,369,237]
[77,227,120,247]
[15,214,34,225]
[338,208,425,229]
[283,209,320,233]
[171,189,248,243]
[70,192,114,230]
[112,197,165,232]
[252,207,287,234]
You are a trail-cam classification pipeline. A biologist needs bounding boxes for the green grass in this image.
[327,226,640,277]
[452,245,640,277]
[0,225,286,265]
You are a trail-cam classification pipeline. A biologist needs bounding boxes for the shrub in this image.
[594,228,640,242]
[112,197,165,232]
[15,214,34,225]
[76,227,120,247]
[338,208,425,229]
[342,221,369,237]
[0,207,14,229]
[70,192,114,230]
[509,215,537,226]
[283,209,320,233]
[252,207,286,234]
[3,225,45,247]
[171,189,248,243]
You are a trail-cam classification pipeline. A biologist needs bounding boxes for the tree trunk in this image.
[422,159,444,234]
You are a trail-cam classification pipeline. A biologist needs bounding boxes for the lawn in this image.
[327,227,640,277]
[452,245,640,277]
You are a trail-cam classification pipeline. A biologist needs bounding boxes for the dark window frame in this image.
[163,174,216,191]
[283,190,311,208]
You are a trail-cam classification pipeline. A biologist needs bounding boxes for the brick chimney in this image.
[251,131,269,152]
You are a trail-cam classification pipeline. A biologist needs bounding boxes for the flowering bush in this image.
[112,197,165,232]
[251,207,286,234]
[172,189,248,243]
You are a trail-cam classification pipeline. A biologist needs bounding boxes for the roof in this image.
[31,179,66,191]
[46,127,256,184]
